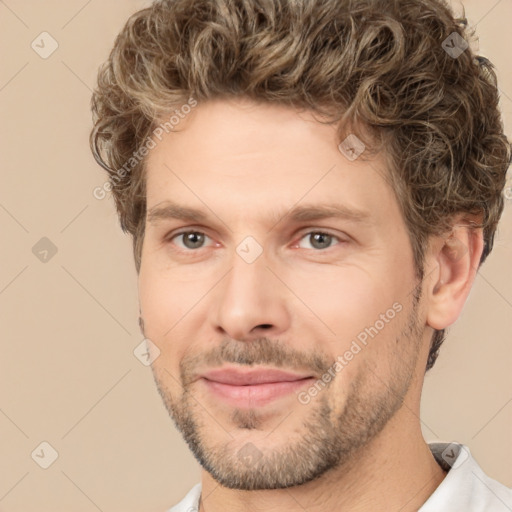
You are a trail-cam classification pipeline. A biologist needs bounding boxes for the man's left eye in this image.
[296,231,342,250]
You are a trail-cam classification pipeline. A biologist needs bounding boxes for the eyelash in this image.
[165,228,347,254]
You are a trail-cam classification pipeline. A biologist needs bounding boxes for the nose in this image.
[209,246,291,342]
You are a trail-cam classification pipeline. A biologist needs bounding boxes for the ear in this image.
[425,215,484,331]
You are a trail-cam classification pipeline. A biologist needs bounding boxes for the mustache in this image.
[179,337,332,386]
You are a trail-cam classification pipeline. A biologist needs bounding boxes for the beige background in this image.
[0,1,510,510]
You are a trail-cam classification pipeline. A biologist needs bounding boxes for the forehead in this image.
[144,98,397,224]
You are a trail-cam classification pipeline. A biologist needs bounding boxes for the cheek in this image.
[138,267,192,368]
[139,264,198,333]
[138,263,220,380]
[288,263,400,343]
[289,263,410,395]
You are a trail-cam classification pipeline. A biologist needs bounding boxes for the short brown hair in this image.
[89,0,511,371]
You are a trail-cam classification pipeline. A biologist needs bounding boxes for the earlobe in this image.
[426,221,484,331]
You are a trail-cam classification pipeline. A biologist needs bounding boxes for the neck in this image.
[198,406,446,512]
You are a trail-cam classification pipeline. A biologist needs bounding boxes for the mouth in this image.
[199,367,316,408]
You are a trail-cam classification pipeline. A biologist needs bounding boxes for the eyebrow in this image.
[146,200,371,227]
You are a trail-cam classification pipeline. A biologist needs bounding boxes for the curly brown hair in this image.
[89,0,511,371]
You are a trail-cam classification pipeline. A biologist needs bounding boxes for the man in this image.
[89,0,512,510]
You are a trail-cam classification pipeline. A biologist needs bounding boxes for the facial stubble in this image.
[151,288,423,490]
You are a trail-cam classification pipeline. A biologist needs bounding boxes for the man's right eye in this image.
[167,230,214,251]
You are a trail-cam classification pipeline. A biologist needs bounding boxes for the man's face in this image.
[138,98,428,490]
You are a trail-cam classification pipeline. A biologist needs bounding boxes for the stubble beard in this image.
[152,289,423,490]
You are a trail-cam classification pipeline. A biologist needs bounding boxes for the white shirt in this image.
[167,442,512,511]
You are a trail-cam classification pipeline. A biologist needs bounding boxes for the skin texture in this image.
[137,97,483,511]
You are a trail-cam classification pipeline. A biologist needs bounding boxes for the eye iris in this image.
[183,232,204,249]
[310,232,332,249]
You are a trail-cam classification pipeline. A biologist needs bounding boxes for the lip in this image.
[201,367,313,385]
[199,367,315,408]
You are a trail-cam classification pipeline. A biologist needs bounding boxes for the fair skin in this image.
[138,97,483,511]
